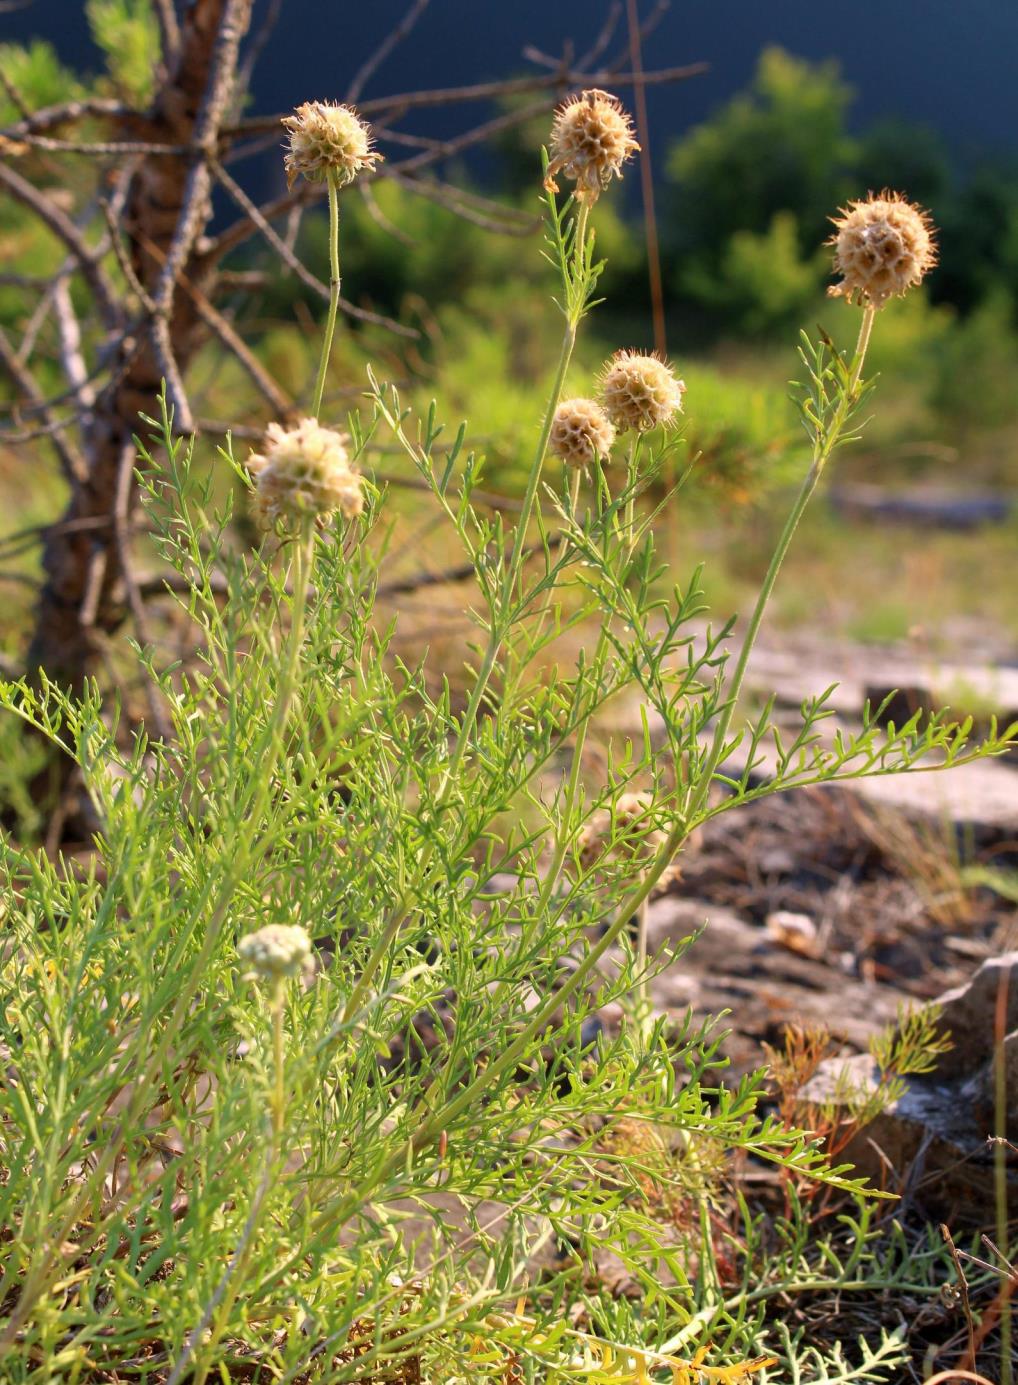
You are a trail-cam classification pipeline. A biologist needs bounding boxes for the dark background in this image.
[9,0,1017,165]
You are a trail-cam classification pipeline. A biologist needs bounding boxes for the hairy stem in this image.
[311,171,341,420]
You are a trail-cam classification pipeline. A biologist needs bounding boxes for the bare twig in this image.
[0,57,31,120]
[2,133,191,155]
[53,280,95,410]
[0,326,87,483]
[209,158,418,337]
[234,0,283,105]
[231,61,706,132]
[153,0,182,68]
[941,1225,976,1368]
[576,1,624,69]
[146,0,255,432]
[347,0,431,103]
[358,181,416,246]
[1,97,131,137]
[626,0,666,355]
[100,199,156,313]
[0,161,120,328]
[134,228,292,416]
[389,170,539,236]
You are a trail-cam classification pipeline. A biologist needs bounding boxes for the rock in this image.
[642,897,900,1071]
[799,952,1018,1219]
[929,952,1018,1082]
[765,910,819,957]
[828,483,1014,530]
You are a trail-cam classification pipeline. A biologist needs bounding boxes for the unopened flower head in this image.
[578,791,680,887]
[282,101,381,189]
[238,924,312,982]
[248,418,363,528]
[599,351,685,433]
[549,397,615,469]
[545,89,639,204]
[827,190,937,309]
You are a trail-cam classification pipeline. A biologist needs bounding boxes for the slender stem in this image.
[636,896,650,978]
[271,986,286,1141]
[635,894,651,1037]
[343,202,594,1025]
[994,966,1013,1385]
[503,200,590,606]
[687,305,876,825]
[311,171,341,420]
[624,436,639,554]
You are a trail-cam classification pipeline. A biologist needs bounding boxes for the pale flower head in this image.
[544,89,639,204]
[248,418,363,528]
[549,397,616,469]
[282,101,381,189]
[827,190,937,309]
[599,351,685,433]
[577,791,680,887]
[238,924,312,982]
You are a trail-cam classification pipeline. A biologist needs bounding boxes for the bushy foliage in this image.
[0,109,1012,1381]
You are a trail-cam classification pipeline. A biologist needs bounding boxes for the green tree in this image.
[680,210,828,337]
[666,47,855,274]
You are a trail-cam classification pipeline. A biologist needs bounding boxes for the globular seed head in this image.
[549,397,616,469]
[599,351,685,433]
[248,418,363,529]
[238,924,312,982]
[282,100,382,189]
[827,190,937,309]
[544,89,639,204]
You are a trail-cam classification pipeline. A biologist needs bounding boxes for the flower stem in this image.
[687,304,876,825]
[271,984,286,1141]
[311,171,341,420]
[635,894,651,1037]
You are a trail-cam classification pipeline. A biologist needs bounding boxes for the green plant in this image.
[0,97,1014,1384]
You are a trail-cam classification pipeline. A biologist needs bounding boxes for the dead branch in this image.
[0,326,87,483]
[230,60,707,133]
[347,0,431,103]
[0,161,120,328]
[1,97,131,137]
[209,157,419,337]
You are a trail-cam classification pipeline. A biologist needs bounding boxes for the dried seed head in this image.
[282,101,381,189]
[599,351,685,433]
[248,418,363,528]
[549,397,616,469]
[577,792,680,887]
[827,190,937,309]
[545,89,639,204]
[238,924,312,981]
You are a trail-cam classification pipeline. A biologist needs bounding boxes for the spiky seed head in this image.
[544,89,639,204]
[549,397,616,469]
[599,351,685,433]
[238,924,312,981]
[282,101,382,189]
[827,190,937,309]
[248,418,363,528]
[578,791,681,887]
